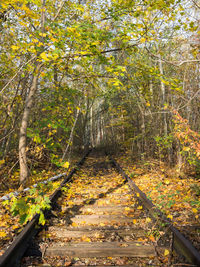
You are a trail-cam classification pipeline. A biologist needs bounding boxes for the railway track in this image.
[0,150,200,267]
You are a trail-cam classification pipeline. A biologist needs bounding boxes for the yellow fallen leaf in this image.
[125,207,130,211]
[164,180,170,185]
[0,159,5,165]
[100,223,105,227]
[0,221,7,227]
[12,225,19,230]
[94,232,103,238]
[137,206,143,210]
[72,222,78,227]
[146,217,151,223]
[133,219,137,224]
[0,231,6,237]
[86,208,92,213]
[107,257,112,260]
[164,249,170,256]
[63,161,69,168]
[137,237,144,242]
[81,235,91,242]
[192,208,198,214]
[167,214,173,220]
[136,193,140,197]
[120,243,128,247]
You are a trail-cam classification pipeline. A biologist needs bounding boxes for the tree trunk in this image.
[158,53,168,136]
[19,64,42,185]
[62,107,80,161]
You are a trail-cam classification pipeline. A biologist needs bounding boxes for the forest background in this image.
[0,0,200,203]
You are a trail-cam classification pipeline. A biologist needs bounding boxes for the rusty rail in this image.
[109,155,200,266]
[0,149,91,267]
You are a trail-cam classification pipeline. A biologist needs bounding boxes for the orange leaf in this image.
[149,235,155,242]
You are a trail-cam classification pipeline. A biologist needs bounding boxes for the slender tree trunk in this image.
[62,107,80,161]
[19,64,42,185]
[158,53,168,136]
[90,106,94,147]
[158,53,172,163]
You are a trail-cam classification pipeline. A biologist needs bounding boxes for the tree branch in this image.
[66,44,137,59]
[0,56,36,95]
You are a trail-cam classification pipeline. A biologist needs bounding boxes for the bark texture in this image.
[19,64,42,185]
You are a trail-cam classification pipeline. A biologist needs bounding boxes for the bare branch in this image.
[178,89,200,110]
[64,44,137,60]
[146,48,200,66]
[0,56,36,95]
[53,0,66,21]
[191,0,200,9]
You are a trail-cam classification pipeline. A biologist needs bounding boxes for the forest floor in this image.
[0,151,199,259]
[116,153,200,251]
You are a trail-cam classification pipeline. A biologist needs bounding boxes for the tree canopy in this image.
[0,0,200,184]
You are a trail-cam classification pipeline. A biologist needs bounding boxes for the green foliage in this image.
[190,184,200,196]
[154,134,173,159]
[0,0,199,182]
[3,182,52,225]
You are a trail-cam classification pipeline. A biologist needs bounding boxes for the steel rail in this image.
[109,155,200,266]
[0,149,91,267]
[1,172,68,201]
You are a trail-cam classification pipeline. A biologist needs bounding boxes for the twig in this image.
[53,0,66,21]
[177,89,200,110]
[0,128,15,142]
[191,0,200,9]
[8,159,19,176]
[146,47,200,66]
[63,44,137,60]
[0,56,36,95]
[168,232,174,266]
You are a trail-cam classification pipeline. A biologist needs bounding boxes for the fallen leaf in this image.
[149,235,155,242]
[192,208,198,214]
[164,249,170,256]
[0,231,6,237]
[167,214,173,220]
[63,161,69,168]
[120,243,128,247]
[81,235,91,242]
[65,261,72,266]
[146,217,151,223]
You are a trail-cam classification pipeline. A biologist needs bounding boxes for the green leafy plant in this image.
[3,182,53,225]
[154,134,173,160]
